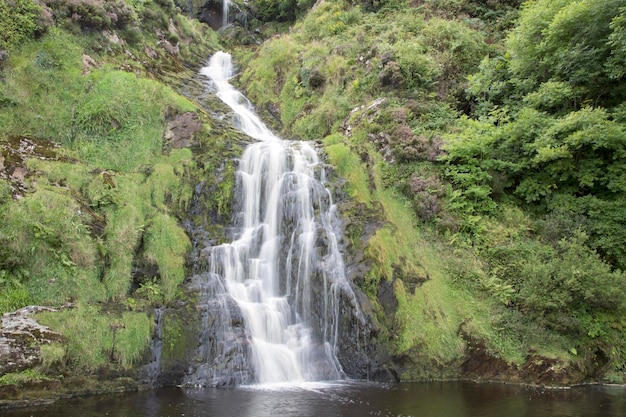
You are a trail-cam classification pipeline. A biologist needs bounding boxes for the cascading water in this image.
[222,0,230,28]
[185,51,364,386]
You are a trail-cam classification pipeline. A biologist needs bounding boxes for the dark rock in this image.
[377,279,397,316]
[265,102,282,126]
[378,61,404,87]
[181,273,255,387]
[307,68,326,89]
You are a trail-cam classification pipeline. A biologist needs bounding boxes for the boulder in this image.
[0,306,66,376]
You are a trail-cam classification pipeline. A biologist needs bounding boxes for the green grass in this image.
[142,213,191,301]
[0,0,229,384]
[0,369,57,386]
[323,134,372,206]
[0,188,105,308]
[37,305,153,373]
[0,28,85,141]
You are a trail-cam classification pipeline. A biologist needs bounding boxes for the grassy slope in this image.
[0,0,231,385]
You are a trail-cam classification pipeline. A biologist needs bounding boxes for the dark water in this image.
[3,381,625,417]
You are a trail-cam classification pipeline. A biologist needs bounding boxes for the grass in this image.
[142,213,191,301]
[0,369,57,386]
[0,12,211,312]
[0,28,85,141]
[323,134,373,206]
[38,305,153,373]
[0,188,105,307]
[0,0,230,385]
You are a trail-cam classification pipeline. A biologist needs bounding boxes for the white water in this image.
[200,52,360,385]
[222,0,230,28]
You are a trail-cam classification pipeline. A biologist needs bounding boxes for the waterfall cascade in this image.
[222,0,231,28]
[185,51,364,386]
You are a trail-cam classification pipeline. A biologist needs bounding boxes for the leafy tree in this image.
[456,0,626,270]
[506,0,626,106]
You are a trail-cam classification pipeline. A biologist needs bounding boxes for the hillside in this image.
[233,0,626,384]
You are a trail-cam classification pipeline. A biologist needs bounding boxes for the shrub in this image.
[0,0,42,50]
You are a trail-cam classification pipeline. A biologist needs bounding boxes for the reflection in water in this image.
[3,381,625,417]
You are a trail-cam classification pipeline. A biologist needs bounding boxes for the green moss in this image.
[160,307,198,367]
[143,214,191,302]
[324,135,372,206]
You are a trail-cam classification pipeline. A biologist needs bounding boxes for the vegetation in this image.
[0,0,227,387]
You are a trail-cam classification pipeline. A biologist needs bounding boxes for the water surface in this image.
[4,381,624,417]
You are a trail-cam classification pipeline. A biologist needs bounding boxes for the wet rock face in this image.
[182,273,255,387]
[0,306,66,376]
[197,0,225,30]
[334,289,396,382]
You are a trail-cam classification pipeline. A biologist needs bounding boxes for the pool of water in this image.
[3,381,625,417]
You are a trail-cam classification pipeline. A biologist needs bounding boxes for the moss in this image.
[142,214,191,302]
[160,306,199,367]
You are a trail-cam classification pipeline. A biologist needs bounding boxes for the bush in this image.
[0,0,42,50]
[512,233,626,330]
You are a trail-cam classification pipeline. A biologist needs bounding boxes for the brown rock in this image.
[163,112,203,152]
[81,54,98,76]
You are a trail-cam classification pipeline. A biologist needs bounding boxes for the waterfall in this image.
[222,0,231,28]
[189,51,363,385]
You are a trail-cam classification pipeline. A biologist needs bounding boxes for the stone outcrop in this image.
[163,111,203,152]
[0,136,68,199]
[0,306,66,376]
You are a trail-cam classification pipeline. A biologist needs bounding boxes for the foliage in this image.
[238,0,626,379]
[0,188,104,309]
[142,213,191,301]
[0,369,57,386]
[251,0,316,22]
[0,0,43,50]
[0,0,227,388]
[323,134,372,206]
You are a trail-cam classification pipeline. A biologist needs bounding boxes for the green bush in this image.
[0,0,42,50]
